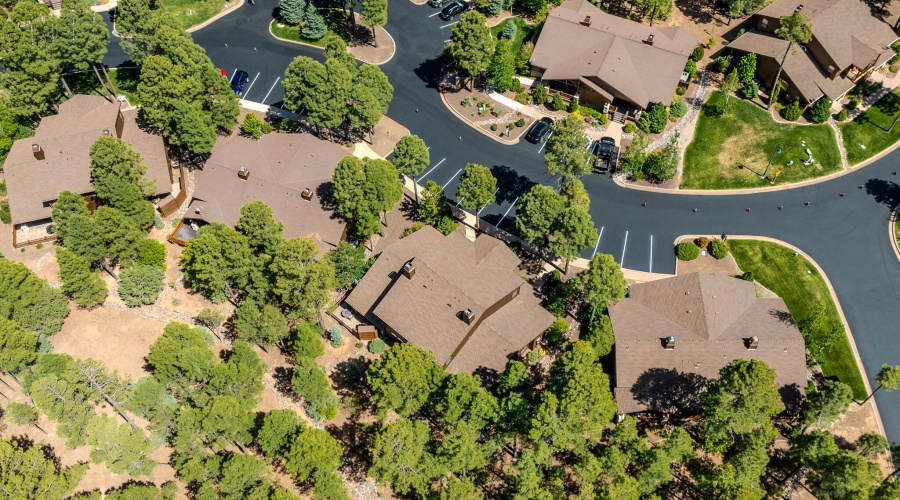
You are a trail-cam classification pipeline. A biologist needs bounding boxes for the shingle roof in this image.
[530,0,696,108]
[759,0,897,70]
[4,95,171,225]
[185,131,348,252]
[609,273,807,414]
[346,226,556,375]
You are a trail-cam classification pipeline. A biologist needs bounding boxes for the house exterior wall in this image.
[578,85,610,109]
[806,37,840,78]
[757,15,780,34]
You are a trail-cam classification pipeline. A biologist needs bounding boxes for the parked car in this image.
[230,70,249,96]
[592,137,619,173]
[428,0,451,7]
[439,1,467,20]
[525,117,553,144]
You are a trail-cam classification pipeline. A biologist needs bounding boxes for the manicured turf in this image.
[839,89,900,166]
[60,68,142,105]
[681,91,842,190]
[160,0,228,31]
[269,10,351,48]
[727,239,867,399]
[490,18,535,61]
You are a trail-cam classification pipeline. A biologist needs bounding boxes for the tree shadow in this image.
[864,178,900,209]
[490,164,536,205]
[768,308,796,326]
[630,368,709,414]
[414,56,443,90]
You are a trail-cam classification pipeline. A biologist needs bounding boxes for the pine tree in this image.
[0,317,38,374]
[361,0,388,47]
[57,249,108,308]
[0,437,86,498]
[302,4,327,40]
[456,163,497,231]
[279,0,306,24]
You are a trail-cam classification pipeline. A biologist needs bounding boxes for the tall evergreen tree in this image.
[0,437,86,499]
[545,115,592,181]
[57,249,108,308]
[53,0,109,71]
[302,4,327,40]
[392,134,430,203]
[279,0,307,24]
[445,12,495,88]
[456,163,497,231]
[361,0,388,47]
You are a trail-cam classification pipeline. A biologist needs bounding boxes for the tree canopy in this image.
[445,12,495,85]
[545,115,592,181]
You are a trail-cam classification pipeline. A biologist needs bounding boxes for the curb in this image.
[440,89,523,145]
[673,234,887,443]
[891,205,900,265]
[267,14,396,66]
[186,0,245,33]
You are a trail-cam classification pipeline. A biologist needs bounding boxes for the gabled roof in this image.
[186,130,348,251]
[758,0,896,70]
[609,273,807,414]
[4,95,170,225]
[530,0,696,108]
[346,226,556,375]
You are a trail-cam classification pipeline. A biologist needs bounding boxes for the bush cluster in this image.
[782,101,802,121]
[808,97,832,124]
[516,118,526,127]
[740,81,758,100]
[369,338,386,354]
[691,46,704,62]
[676,241,700,261]
[623,122,635,133]
[709,239,728,259]
[836,109,848,121]
[670,100,688,118]
[514,92,531,105]
[675,86,687,96]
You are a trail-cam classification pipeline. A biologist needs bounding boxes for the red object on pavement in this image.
[219,69,227,76]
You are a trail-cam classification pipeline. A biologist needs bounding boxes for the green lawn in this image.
[681,91,842,190]
[60,68,142,105]
[727,239,867,399]
[490,18,535,59]
[160,0,227,31]
[839,89,900,166]
[270,10,350,48]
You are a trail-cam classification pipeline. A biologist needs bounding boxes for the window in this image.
[760,18,768,28]
[512,288,519,298]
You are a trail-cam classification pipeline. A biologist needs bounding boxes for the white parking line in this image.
[649,234,653,274]
[537,130,553,154]
[443,39,451,43]
[229,68,236,79]
[442,168,462,190]
[478,188,500,215]
[419,158,445,180]
[592,226,604,257]
[429,11,442,16]
[440,21,458,28]
[243,72,260,98]
[496,196,519,227]
[262,77,280,103]
[620,230,628,265]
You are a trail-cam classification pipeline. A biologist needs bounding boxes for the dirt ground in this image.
[444,86,536,142]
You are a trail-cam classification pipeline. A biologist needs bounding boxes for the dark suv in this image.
[230,70,249,96]
[591,137,619,173]
[525,117,553,144]
[439,1,467,20]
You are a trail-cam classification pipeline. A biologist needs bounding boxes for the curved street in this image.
[104,0,900,442]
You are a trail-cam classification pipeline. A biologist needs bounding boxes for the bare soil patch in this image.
[444,86,535,142]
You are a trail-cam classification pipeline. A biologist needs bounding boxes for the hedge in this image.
[677,241,700,261]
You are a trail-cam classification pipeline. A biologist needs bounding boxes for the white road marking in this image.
[497,196,519,227]
[592,226,604,257]
[443,40,451,43]
[419,158,445,180]
[243,72,260,98]
[478,188,500,215]
[440,21,458,28]
[620,230,628,265]
[429,11,441,16]
[262,77,280,103]
[442,168,462,189]
[456,196,465,207]
[649,234,653,274]
[537,130,553,154]
[229,68,236,79]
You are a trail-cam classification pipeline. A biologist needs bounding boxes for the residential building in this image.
[4,95,174,247]
[345,226,557,376]
[176,129,348,252]
[728,0,898,106]
[608,273,807,414]
[529,0,696,122]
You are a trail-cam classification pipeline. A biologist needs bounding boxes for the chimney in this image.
[301,188,313,201]
[581,15,591,26]
[238,167,250,180]
[462,308,476,325]
[101,129,110,136]
[748,336,760,350]
[32,144,44,160]
[664,336,675,350]
[645,34,654,46]
[402,261,415,280]
[795,3,803,10]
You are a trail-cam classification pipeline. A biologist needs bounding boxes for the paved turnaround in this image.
[102,0,900,443]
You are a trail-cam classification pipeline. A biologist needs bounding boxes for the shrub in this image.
[544,295,566,317]
[551,93,566,111]
[742,271,755,282]
[5,402,37,425]
[782,101,802,121]
[707,37,716,47]
[402,221,426,237]
[36,243,42,249]
[507,123,515,132]
[345,362,363,381]
[153,214,164,229]
[675,85,687,96]
[369,338,386,354]
[695,237,710,249]
[514,92,530,105]
[516,41,534,73]
[714,55,730,73]
[172,217,181,228]
[684,59,698,79]
[892,64,900,74]
[135,238,166,270]
[771,81,781,104]
[847,98,860,110]
[509,78,525,93]
[709,239,728,259]
[544,318,569,343]
[638,103,667,134]
[624,122,635,133]
[330,325,343,347]
[567,97,579,113]
[532,83,549,104]
[260,122,273,134]
[740,81,758,100]
[736,53,756,82]
[527,351,539,362]
[516,118,526,127]
[491,123,498,131]
[599,113,608,125]
[0,200,10,224]
[677,241,700,261]
[461,97,471,107]
[117,265,165,307]
[578,105,598,118]
[241,112,264,139]
[808,96,832,124]
[691,46,704,62]
[670,100,688,118]
[502,21,517,39]
[837,109,848,121]
[355,342,363,348]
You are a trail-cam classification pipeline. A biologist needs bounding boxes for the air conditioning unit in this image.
[171,161,180,168]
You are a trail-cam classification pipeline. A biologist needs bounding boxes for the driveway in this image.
[102,0,900,444]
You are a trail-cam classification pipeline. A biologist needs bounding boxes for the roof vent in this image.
[664,336,675,350]
[581,15,591,26]
[238,167,250,180]
[32,143,44,160]
[748,336,759,350]
[301,188,313,201]
[402,262,415,280]
[101,129,110,136]
[195,206,203,215]
[685,291,690,295]
[644,34,654,46]
[462,308,476,325]
[795,3,803,10]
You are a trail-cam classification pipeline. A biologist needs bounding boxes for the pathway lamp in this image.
[762,144,782,179]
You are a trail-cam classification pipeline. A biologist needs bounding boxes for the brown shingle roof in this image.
[346,226,556,375]
[609,273,807,414]
[4,95,171,225]
[185,130,348,252]
[758,0,897,70]
[530,0,696,108]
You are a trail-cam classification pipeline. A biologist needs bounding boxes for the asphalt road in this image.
[103,1,900,443]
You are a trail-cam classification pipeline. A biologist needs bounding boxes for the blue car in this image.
[230,70,249,96]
